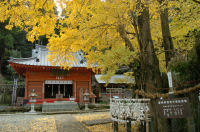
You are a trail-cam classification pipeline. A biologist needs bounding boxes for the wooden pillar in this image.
[25,71,28,99]
[126,118,131,132]
[74,80,76,98]
[52,84,53,96]
[145,113,150,132]
[146,120,149,132]
[113,121,118,132]
[64,84,65,97]
[42,81,45,99]
[89,74,92,97]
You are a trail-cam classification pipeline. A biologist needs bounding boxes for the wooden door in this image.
[27,81,43,99]
[76,81,89,100]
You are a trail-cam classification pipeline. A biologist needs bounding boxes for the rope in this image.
[145,79,200,91]
[135,83,200,99]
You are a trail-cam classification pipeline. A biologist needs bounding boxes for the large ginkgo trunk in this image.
[137,7,162,90]
[136,5,169,131]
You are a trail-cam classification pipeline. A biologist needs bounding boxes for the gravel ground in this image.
[0,113,90,132]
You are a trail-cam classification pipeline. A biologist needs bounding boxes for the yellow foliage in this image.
[1,0,199,79]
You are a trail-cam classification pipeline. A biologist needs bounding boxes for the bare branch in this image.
[42,0,47,8]
[126,31,136,36]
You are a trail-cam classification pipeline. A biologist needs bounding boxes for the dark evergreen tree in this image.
[0,22,33,80]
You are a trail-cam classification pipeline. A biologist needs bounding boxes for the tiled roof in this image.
[95,74,135,84]
[9,45,87,67]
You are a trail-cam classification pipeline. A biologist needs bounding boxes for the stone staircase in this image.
[42,101,79,112]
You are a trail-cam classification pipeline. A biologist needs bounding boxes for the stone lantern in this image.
[29,89,37,113]
[83,89,90,110]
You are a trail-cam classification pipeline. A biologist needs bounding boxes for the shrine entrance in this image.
[44,80,73,99]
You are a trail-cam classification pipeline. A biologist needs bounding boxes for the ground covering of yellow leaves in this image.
[0,116,57,132]
[30,117,57,132]
[73,112,113,132]
[73,112,110,122]
[73,112,140,132]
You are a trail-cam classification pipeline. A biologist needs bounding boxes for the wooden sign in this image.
[56,94,63,99]
[167,72,173,88]
[157,97,190,118]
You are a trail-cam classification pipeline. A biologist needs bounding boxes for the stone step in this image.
[82,118,112,126]
[42,101,79,112]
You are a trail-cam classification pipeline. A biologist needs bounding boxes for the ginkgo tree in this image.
[1,0,200,130]
[0,0,199,94]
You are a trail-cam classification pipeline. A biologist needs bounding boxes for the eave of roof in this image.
[8,45,87,67]
[9,62,92,77]
[95,74,135,84]
[8,45,93,77]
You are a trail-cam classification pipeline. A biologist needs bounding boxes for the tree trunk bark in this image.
[137,7,162,90]
[159,4,175,131]
[136,5,169,132]
[0,41,5,74]
[119,1,171,130]
[160,8,174,67]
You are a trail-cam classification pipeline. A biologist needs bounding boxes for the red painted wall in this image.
[24,68,92,101]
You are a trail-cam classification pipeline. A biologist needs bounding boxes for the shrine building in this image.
[9,45,94,104]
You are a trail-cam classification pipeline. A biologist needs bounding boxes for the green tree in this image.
[0,21,32,79]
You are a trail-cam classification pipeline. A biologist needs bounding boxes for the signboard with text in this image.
[157,97,190,118]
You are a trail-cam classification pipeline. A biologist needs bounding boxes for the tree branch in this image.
[89,24,113,30]
[192,0,200,4]
[129,10,142,49]
[42,0,48,8]
[126,31,136,36]
[117,24,134,51]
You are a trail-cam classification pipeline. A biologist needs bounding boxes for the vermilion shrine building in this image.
[9,45,94,103]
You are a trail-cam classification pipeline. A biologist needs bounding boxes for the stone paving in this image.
[0,114,90,132]
[55,114,90,132]
[82,118,112,126]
